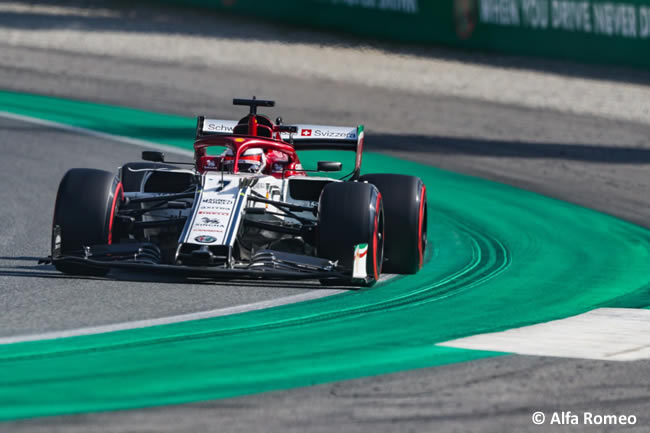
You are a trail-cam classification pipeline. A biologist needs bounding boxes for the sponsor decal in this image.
[202,198,235,205]
[201,217,222,225]
[478,0,650,39]
[455,0,478,39]
[297,128,357,139]
[199,211,230,215]
[313,129,356,139]
[324,0,418,14]
[204,123,234,133]
[194,235,217,244]
[283,125,358,141]
[194,224,225,229]
[199,205,234,211]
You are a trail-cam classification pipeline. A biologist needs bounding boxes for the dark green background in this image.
[161,0,650,68]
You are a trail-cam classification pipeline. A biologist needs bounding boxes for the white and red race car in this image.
[48,98,427,286]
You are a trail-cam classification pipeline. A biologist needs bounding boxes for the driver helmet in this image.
[222,147,266,173]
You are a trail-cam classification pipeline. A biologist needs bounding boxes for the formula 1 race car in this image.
[48,98,427,286]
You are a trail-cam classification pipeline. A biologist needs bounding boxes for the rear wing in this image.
[196,117,365,178]
[196,117,238,137]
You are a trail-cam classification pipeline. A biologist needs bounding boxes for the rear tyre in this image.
[359,174,427,274]
[318,182,384,287]
[52,168,122,276]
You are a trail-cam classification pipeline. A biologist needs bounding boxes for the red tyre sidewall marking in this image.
[107,182,124,245]
[417,184,426,269]
[372,192,382,281]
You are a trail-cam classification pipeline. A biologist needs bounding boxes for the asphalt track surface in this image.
[1,2,650,433]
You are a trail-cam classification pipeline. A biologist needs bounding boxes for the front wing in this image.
[44,243,357,282]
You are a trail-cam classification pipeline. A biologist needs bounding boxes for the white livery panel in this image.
[183,175,248,246]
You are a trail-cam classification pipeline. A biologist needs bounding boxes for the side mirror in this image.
[142,151,165,163]
[317,161,342,172]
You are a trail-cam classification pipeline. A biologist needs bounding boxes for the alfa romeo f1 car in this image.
[48,98,427,286]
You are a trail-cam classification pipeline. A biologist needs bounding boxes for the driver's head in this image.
[222,148,266,173]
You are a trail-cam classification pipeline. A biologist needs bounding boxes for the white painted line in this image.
[0,275,397,344]
[0,289,345,345]
[439,308,650,361]
[0,111,194,157]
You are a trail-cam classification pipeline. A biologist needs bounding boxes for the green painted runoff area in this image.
[1,90,649,420]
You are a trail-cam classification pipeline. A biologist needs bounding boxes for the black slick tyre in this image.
[52,168,122,276]
[318,182,384,287]
[359,174,427,274]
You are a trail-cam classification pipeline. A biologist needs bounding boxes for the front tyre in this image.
[52,168,122,276]
[359,174,427,274]
[318,182,384,287]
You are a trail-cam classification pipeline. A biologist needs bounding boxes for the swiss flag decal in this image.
[301,129,312,137]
